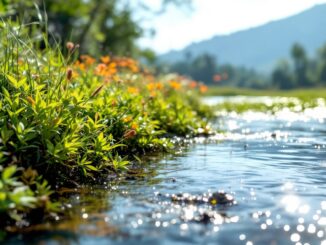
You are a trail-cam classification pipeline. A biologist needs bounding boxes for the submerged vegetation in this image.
[0,20,212,233]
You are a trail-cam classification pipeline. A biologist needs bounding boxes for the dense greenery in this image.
[164,42,326,90]
[161,53,268,88]
[0,18,212,233]
[271,43,326,89]
[0,0,191,60]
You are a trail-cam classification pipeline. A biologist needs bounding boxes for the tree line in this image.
[0,0,191,61]
[163,42,326,90]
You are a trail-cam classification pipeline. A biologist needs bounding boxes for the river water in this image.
[6,96,326,245]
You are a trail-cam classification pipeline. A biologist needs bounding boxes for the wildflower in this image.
[66,41,74,51]
[131,123,138,130]
[100,56,110,64]
[80,55,96,66]
[169,80,181,90]
[127,87,139,95]
[156,82,163,90]
[123,116,132,123]
[189,81,197,89]
[95,63,106,75]
[66,68,73,81]
[123,129,137,139]
[147,82,156,91]
[199,84,208,93]
[213,74,222,82]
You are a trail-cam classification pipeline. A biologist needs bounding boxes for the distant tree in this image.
[291,43,310,87]
[316,44,326,84]
[272,60,295,89]
[190,54,217,84]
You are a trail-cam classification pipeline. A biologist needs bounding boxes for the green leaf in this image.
[85,165,98,171]
[6,74,18,88]
[0,192,6,201]
[2,166,17,181]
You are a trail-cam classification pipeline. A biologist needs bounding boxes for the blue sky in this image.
[138,0,326,54]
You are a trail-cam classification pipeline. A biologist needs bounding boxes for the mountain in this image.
[159,4,326,72]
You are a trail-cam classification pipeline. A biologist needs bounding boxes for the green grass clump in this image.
[0,21,213,229]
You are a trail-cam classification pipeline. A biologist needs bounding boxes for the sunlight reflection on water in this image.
[9,96,326,245]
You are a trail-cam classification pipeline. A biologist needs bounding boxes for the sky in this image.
[138,0,326,54]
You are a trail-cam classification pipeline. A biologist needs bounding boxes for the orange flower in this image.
[123,129,137,139]
[199,84,208,93]
[74,60,86,71]
[169,80,181,90]
[100,56,110,64]
[189,81,197,89]
[131,122,138,130]
[156,82,163,90]
[80,55,96,66]
[150,91,157,97]
[127,87,139,95]
[213,74,222,82]
[147,82,156,91]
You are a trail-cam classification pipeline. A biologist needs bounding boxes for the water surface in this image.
[7,96,326,245]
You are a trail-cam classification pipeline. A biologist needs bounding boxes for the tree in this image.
[0,0,191,59]
[190,53,217,84]
[272,60,295,89]
[291,43,310,87]
[316,44,326,84]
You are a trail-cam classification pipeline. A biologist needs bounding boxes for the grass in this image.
[0,20,213,233]
[206,86,326,100]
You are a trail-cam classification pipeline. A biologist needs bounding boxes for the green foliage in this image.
[0,0,190,60]
[163,53,268,88]
[163,42,326,90]
[0,20,212,228]
[0,164,57,224]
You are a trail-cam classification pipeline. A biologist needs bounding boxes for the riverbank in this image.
[0,22,213,236]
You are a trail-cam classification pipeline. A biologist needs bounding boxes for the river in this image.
[6,96,326,245]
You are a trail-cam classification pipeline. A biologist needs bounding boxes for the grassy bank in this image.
[206,86,326,99]
[206,87,326,114]
[0,21,213,233]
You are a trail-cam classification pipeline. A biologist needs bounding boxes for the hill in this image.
[159,4,326,72]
